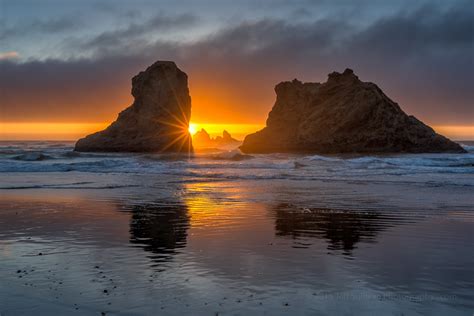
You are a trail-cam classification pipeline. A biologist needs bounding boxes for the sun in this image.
[188,123,198,135]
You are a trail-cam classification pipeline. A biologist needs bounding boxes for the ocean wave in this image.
[61,151,128,159]
[461,144,474,152]
[0,184,141,190]
[209,150,254,161]
[1,142,474,190]
[0,158,141,173]
[306,155,341,162]
[1,154,473,175]
[346,155,474,168]
[13,152,53,161]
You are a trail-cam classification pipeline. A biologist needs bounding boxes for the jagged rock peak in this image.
[327,68,359,83]
[222,130,233,141]
[193,128,240,148]
[75,60,192,153]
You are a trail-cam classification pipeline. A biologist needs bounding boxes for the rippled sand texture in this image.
[0,141,473,315]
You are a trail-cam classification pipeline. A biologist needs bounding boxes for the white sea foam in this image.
[461,144,474,152]
[0,142,473,189]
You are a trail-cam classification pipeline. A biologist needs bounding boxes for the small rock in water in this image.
[13,152,50,161]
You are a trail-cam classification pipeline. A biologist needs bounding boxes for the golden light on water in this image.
[183,181,254,229]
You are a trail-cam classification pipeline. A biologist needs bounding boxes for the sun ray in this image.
[188,123,198,135]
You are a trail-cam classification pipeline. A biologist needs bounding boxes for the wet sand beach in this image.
[0,141,473,315]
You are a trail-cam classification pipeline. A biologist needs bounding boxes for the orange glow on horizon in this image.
[1,122,473,141]
[187,123,265,140]
[432,125,474,141]
[0,122,109,141]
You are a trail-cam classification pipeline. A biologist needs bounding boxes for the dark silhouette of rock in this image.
[193,128,240,148]
[241,69,465,154]
[75,61,192,152]
[127,202,189,260]
[216,130,239,145]
[192,128,213,147]
[272,203,403,255]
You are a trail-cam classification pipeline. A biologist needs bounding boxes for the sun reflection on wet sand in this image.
[0,242,12,258]
[183,181,260,230]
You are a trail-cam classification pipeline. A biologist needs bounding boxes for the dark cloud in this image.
[1,2,473,126]
[68,13,199,57]
[290,8,312,19]
[343,3,474,123]
[0,16,83,40]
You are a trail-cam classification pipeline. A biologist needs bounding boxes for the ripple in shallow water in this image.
[0,143,473,315]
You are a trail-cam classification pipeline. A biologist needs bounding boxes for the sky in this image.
[0,0,473,140]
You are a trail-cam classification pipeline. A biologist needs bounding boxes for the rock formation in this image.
[240,69,465,154]
[193,129,240,148]
[192,129,213,148]
[75,61,192,152]
[216,130,240,146]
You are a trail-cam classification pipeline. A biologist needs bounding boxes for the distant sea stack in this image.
[75,61,192,153]
[240,69,465,154]
[193,129,240,148]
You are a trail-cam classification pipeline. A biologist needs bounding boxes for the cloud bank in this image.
[1,1,473,126]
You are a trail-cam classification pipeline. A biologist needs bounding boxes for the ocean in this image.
[0,141,473,315]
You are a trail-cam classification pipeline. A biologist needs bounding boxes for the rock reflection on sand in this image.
[272,203,402,255]
[1,178,473,315]
[126,202,190,261]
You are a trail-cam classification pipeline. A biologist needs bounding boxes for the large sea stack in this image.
[75,61,192,152]
[240,69,465,154]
